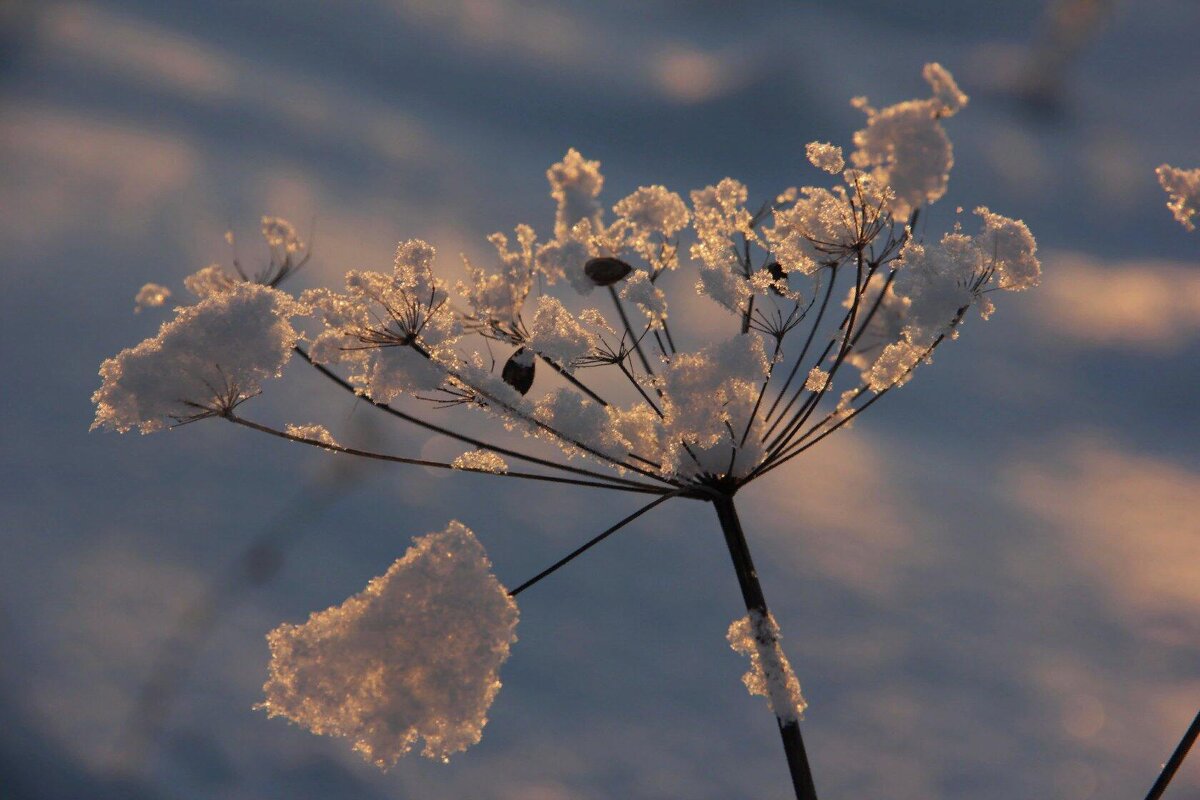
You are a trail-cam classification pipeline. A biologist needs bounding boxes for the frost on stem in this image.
[451,449,509,473]
[1156,164,1200,231]
[260,521,519,767]
[285,423,339,448]
[727,610,807,723]
[92,283,304,433]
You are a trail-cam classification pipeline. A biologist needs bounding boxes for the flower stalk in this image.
[711,490,818,800]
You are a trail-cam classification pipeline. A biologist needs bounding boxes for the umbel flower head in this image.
[92,64,1040,770]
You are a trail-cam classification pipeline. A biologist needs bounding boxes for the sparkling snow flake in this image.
[805,142,845,175]
[451,450,509,473]
[260,521,519,767]
[1156,164,1200,231]
[285,423,339,448]
[727,610,807,723]
[134,282,171,312]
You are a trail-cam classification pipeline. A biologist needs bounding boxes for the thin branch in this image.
[538,353,610,407]
[226,412,669,495]
[508,489,686,596]
[295,346,655,489]
[609,285,657,378]
[762,268,838,432]
[1144,709,1200,800]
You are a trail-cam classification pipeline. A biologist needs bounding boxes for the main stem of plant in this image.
[712,492,819,800]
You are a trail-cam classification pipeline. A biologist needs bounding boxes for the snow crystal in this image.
[368,347,449,401]
[548,149,604,240]
[727,610,806,723]
[534,220,596,294]
[534,389,628,462]
[922,62,968,117]
[766,187,859,275]
[844,275,912,383]
[613,185,691,255]
[92,283,304,433]
[451,450,509,473]
[285,423,339,447]
[260,521,519,767]
[659,334,770,476]
[866,340,925,392]
[805,142,844,174]
[804,366,829,392]
[461,227,537,322]
[689,178,757,308]
[851,63,965,218]
[974,207,1040,290]
[893,236,979,345]
[620,269,668,324]
[696,263,751,314]
[184,263,237,297]
[261,216,304,255]
[526,296,596,371]
[1156,164,1200,231]
[305,239,460,401]
[134,283,171,312]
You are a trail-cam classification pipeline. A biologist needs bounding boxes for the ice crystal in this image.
[526,296,596,371]
[285,423,338,448]
[922,62,969,117]
[260,521,518,766]
[451,450,509,474]
[805,142,845,175]
[850,63,967,218]
[727,610,806,723]
[134,282,171,312]
[1156,164,1200,231]
[184,263,237,298]
[548,148,604,240]
[804,366,829,392]
[304,239,460,401]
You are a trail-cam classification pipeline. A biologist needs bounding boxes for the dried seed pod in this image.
[765,261,786,296]
[501,347,535,395]
[584,257,633,287]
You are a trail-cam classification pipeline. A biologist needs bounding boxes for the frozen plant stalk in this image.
[93,65,1040,799]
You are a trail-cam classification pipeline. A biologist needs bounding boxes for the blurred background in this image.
[1,1,1198,798]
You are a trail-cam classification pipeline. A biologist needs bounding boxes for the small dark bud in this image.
[584,257,633,286]
[765,261,786,295]
[501,347,536,395]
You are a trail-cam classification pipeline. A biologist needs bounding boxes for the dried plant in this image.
[92,64,1054,799]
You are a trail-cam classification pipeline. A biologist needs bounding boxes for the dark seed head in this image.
[584,257,633,287]
[501,347,536,395]
[765,261,786,295]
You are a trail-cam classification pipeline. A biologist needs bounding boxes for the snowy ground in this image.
[1,1,1198,798]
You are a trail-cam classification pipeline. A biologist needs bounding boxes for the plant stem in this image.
[1144,708,1200,800]
[711,492,818,800]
